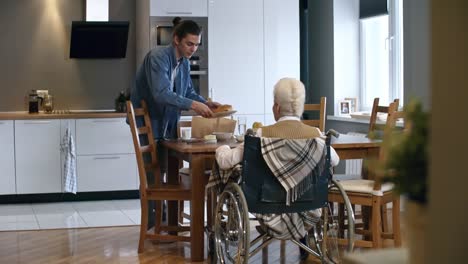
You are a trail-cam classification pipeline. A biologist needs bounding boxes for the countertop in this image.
[0,110,127,120]
[0,110,199,120]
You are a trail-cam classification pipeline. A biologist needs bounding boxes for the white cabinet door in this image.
[264,0,300,114]
[15,120,61,194]
[77,154,137,192]
[0,120,15,194]
[208,0,265,115]
[150,0,208,17]
[76,118,134,155]
[76,118,137,192]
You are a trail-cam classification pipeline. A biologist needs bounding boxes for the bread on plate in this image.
[213,104,233,113]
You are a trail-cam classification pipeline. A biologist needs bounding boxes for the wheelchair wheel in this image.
[214,182,250,264]
[310,179,355,263]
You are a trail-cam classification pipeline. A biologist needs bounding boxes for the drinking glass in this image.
[237,116,247,136]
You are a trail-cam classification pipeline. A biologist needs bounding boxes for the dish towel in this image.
[61,123,77,194]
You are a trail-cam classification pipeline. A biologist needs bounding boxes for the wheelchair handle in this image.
[326,129,340,138]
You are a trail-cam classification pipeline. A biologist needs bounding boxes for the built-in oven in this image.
[150,16,209,99]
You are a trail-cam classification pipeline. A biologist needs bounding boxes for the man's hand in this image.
[191,101,213,118]
[205,101,221,110]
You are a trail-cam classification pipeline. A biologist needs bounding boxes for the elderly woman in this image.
[216,77,339,168]
[213,77,339,260]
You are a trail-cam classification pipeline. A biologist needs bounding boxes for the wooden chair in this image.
[368,98,400,138]
[366,98,400,230]
[302,97,326,131]
[127,100,192,253]
[329,101,403,248]
[337,98,400,229]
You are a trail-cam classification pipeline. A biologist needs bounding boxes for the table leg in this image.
[190,155,206,261]
[167,155,180,235]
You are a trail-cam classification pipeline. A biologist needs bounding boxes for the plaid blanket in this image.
[206,162,243,193]
[261,137,326,206]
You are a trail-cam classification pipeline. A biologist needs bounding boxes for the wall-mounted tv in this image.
[70,21,129,59]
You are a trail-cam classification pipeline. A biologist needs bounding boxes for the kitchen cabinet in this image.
[263,0,300,114]
[0,120,15,194]
[75,118,137,192]
[76,118,134,155]
[208,0,265,115]
[15,120,62,194]
[150,0,208,17]
[77,155,137,192]
[208,0,299,118]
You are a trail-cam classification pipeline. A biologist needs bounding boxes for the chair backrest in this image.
[240,136,330,214]
[126,100,162,194]
[368,98,400,137]
[303,97,327,131]
[373,101,406,190]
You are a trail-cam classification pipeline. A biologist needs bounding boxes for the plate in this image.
[209,110,237,118]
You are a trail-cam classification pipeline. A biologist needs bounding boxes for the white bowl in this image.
[212,132,233,141]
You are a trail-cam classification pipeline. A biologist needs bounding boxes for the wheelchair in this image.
[213,130,355,263]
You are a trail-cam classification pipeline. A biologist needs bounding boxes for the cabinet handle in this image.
[0,122,5,125]
[92,120,121,123]
[166,11,192,15]
[23,121,52,124]
[190,70,207,75]
[94,156,121,160]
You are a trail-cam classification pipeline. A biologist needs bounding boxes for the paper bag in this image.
[191,116,236,138]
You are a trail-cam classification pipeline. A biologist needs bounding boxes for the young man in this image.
[130,20,221,226]
[130,20,220,140]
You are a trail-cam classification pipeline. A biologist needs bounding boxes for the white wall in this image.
[333,0,360,114]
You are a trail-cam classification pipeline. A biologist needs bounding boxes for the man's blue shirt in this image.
[130,45,206,139]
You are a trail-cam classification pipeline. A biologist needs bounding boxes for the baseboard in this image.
[0,190,140,204]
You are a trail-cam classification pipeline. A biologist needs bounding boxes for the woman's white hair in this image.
[273,77,305,117]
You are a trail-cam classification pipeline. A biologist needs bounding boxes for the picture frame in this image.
[338,100,351,116]
[344,97,358,113]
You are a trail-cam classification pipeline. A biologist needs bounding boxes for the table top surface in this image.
[330,134,381,149]
[161,134,380,154]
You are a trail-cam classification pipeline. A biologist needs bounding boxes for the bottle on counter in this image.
[28,90,40,113]
[115,91,127,112]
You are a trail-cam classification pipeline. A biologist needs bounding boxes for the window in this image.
[360,0,403,110]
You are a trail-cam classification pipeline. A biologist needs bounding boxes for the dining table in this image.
[331,133,381,180]
[161,133,380,261]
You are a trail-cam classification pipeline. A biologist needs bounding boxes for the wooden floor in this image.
[0,225,325,264]
[0,207,402,263]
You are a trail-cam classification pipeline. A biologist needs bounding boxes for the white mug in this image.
[180,127,192,139]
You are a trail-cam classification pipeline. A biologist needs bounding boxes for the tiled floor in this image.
[0,199,141,232]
